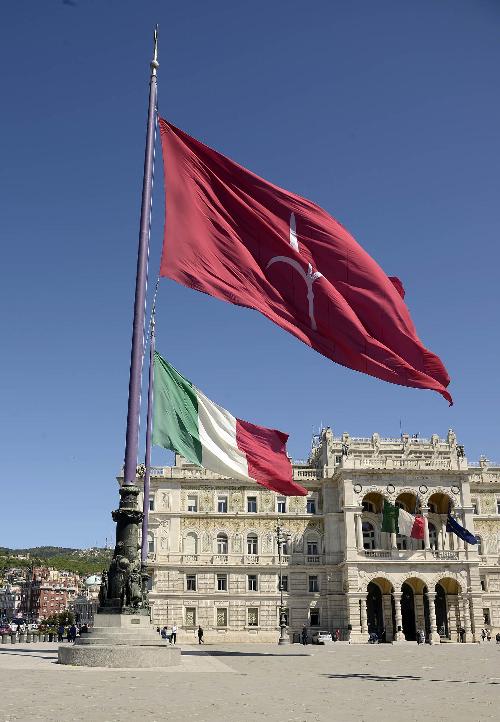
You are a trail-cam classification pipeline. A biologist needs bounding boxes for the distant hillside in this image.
[0,546,112,576]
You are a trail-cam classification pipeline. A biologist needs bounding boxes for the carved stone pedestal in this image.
[58,613,181,668]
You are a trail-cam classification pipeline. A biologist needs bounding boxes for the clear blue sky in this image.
[1,1,499,548]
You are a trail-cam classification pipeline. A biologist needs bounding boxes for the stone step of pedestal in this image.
[58,643,181,668]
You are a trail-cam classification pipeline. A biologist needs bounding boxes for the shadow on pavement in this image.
[183,650,310,657]
[323,673,500,685]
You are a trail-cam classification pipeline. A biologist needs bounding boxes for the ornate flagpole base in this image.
[59,482,180,668]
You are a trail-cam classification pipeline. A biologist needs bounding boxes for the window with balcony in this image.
[277,497,286,514]
[396,534,408,550]
[310,608,320,626]
[282,541,290,556]
[307,541,319,556]
[247,608,259,626]
[186,575,196,592]
[247,534,258,555]
[218,496,228,513]
[476,536,483,554]
[471,499,479,515]
[247,496,257,513]
[308,575,319,593]
[496,499,500,515]
[428,522,438,549]
[217,533,228,554]
[187,496,198,512]
[428,502,438,514]
[185,607,196,627]
[216,608,228,627]
[217,574,227,592]
[362,522,376,550]
[248,574,258,591]
[306,498,316,514]
[149,495,155,511]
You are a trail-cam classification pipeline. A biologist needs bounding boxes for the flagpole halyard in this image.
[141,279,159,564]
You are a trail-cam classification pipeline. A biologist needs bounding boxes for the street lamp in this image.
[276,518,290,645]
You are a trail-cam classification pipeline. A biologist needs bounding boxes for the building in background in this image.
[20,568,80,621]
[131,428,500,643]
[73,574,101,625]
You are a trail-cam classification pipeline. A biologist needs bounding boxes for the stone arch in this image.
[427,491,455,514]
[366,577,395,642]
[361,491,385,514]
[395,491,420,513]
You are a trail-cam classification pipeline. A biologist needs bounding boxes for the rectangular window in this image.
[307,541,319,556]
[279,575,288,592]
[277,497,286,514]
[471,499,478,515]
[248,574,258,591]
[480,578,487,591]
[185,607,196,627]
[217,574,227,592]
[149,495,155,511]
[310,608,320,626]
[309,575,319,593]
[186,574,196,592]
[218,496,228,513]
[306,498,316,514]
[216,607,228,627]
[247,496,257,513]
[187,496,198,512]
[248,608,259,626]
[497,499,500,515]
[483,608,491,626]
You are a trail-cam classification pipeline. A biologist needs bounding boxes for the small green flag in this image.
[381,500,399,533]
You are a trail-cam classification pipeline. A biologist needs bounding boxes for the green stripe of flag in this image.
[152,352,202,465]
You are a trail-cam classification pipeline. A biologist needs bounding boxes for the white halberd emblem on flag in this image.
[266,213,323,330]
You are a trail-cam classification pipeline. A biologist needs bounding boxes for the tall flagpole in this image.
[97,27,159,614]
[141,282,158,564]
[123,25,159,488]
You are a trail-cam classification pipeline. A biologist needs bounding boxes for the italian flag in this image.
[152,352,307,496]
[381,500,425,539]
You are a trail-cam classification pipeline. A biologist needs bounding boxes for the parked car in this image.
[311,630,333,644]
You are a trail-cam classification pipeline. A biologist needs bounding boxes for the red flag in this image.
[159,119,452,404]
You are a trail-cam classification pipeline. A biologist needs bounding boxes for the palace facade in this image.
[132,428,500,643]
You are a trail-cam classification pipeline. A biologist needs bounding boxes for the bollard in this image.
[32,633,38,643]
[26,632,32,643]
[10,633,17,644]
[19,632,27,643]
[1,633,9,644]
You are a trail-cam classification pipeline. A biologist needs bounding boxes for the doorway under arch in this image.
[401,582,417,640]
[366,578,395,641]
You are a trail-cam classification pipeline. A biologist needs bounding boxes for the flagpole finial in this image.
[151,24,159,75]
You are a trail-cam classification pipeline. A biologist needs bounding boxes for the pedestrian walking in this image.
[481,628,486,641]
[486,629,492,641]
[301,626,308,646]
[57,624,65,643]
[69,624,77,643]
[419,629,425,645]
[459,626,465,643]
[160,626,168,643]
[171,623,177,645]
[197,625,204,644]
[495,632,500,644]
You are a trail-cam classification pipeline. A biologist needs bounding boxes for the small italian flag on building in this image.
[381,500,425,539]
[152,352,307,496]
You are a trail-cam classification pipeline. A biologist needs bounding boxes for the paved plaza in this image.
[0,642,499,722]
